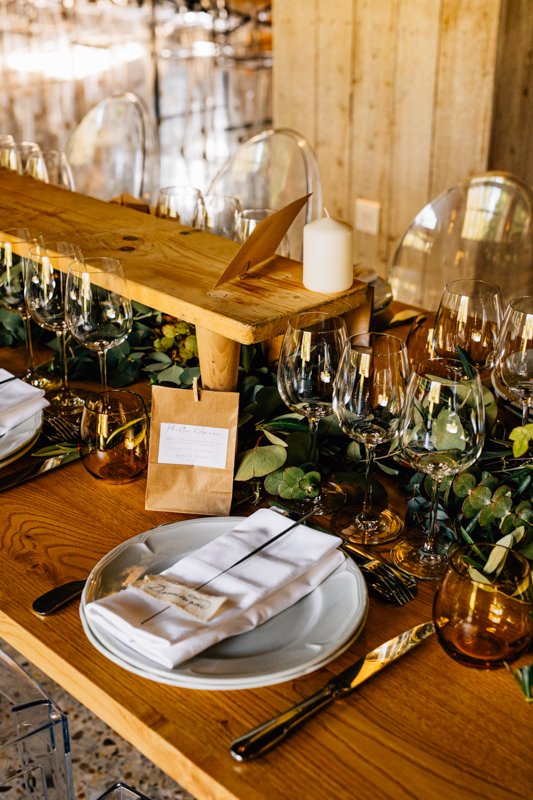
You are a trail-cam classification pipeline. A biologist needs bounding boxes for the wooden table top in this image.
[0,347,532,800]
[0,171,369,345]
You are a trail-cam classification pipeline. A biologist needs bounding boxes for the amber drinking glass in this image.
[80,390,149,484]
[433,543,533,669]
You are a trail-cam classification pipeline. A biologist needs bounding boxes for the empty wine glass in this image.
[65,257,133,393]
[391,358,485,580]
[26,149,75,190]
[277,312,347,510]
[203,194,242,238]
[26,241,86,414]
[0,227,50,388]
[434,279,503,371]
[493,295,533,425]
[0,136,21,173]
[18,141,42,172]
[332,333,410,544]
[155,185,206,228]
[433,543,533,669]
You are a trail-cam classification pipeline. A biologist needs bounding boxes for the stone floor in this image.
[1,638,196,800]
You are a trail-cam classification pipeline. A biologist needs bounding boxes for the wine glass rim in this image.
[287,311,347,332]
[449,542,531,581]
[68,257,123,272]
[84,388,146,414]
[158,185,203,197]
[509,295,533,313]
[346,331,406,349]
[443,278,502,296]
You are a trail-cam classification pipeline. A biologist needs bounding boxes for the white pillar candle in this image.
[303,215,353,293]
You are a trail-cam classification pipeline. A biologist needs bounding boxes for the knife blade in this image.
[0,449,80,491]
[230,620,435,761]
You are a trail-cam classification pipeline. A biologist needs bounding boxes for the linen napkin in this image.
[0,369,49,435]
[84,508,345,669]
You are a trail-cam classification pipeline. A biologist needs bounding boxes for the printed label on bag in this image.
[133,575,227,621]
[158,422,229,469]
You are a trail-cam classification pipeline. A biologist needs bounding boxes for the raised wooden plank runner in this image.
[0,171,370,389]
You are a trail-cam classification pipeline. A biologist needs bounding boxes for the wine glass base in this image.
[47,389,87,416]
[390,534,448,580]
[270,481,346,517]
[332,507,403,545]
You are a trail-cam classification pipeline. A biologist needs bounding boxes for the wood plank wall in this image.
[272,0,531,278]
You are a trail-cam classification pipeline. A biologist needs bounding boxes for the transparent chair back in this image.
[207,127,322,260]
[389,171,533,310]
[0,646,75,799]
[66,92,159,203]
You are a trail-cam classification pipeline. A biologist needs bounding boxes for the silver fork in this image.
[342,541,417,604]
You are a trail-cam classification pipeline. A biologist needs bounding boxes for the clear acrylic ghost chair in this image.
[389,171,533,310]
[66,92,160,203]
[207,127,323,260]
[0,646,75,799]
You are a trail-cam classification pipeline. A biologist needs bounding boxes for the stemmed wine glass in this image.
[203,194,242,238]
[65,257,133,393]
[332,333,410,544]
[277,312,347,510]
[433,278,503,371]
[155,185,206,228]
[493,295,533,425]
[391,358,485,580]
[26,241,86,414]
[26,149,75,190]
[0,227,50,388]
[0,136,22,173]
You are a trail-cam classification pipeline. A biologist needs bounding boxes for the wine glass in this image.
[433,542,533,668]
[434,278,503,371]
[80,389,149,484]
[18,141,42,172]
[203,194,242,238]
[26,149,75,190]
[493,295,533,425]
[277,312,347,510]
[332,333,410,544]
[26,241,86,414]
[155,185,206,228]
[391,358,485,580]
[65,257,133,393]
[0,136,22,173]
[0,227,51,388]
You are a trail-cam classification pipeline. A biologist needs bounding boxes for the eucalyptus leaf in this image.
[156,364,185,385]
[235,445,287,481]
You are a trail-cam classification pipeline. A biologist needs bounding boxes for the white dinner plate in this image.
[80,517,368,690]
[0,411,42,468]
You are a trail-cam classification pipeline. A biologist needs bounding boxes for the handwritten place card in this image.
[158,423,229,469]
[145,385,239,516]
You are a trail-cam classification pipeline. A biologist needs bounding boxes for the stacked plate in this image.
[0,411,43,469]
[80,517,368,690]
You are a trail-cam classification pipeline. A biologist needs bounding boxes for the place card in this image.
[145,385,239,516]
[133,575,227,621]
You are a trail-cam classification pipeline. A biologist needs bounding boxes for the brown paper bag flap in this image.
[214,194,311,287]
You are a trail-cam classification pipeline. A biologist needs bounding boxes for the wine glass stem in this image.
[424,477,442,553]
[98,349,108,392]
[308,418,319,464]
[21,311,36,374]
[57,330,69,392]
[362,444,375,514]
[521,401,530,426]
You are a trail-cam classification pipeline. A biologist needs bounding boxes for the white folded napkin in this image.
[0,369,49,435]
[85,508,345,669]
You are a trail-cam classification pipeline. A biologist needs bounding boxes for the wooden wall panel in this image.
[315,0,354,220]
[430,0,501,194]
[272,0,523,281]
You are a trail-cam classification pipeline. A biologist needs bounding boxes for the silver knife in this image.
[0,449,80,491]
[230,620,435,761]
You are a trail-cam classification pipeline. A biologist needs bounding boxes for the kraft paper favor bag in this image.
[145,384,239,516]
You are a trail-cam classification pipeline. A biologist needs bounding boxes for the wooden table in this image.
[0,171,370,391]
[0,343,531,800]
